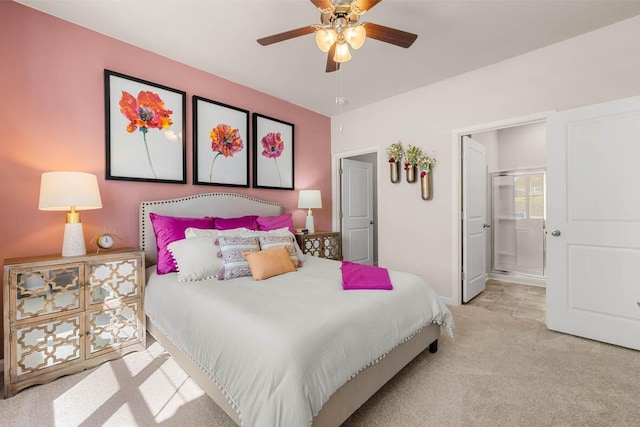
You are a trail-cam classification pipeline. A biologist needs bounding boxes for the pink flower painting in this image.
[209,123,243,182]
[261,132,285,186]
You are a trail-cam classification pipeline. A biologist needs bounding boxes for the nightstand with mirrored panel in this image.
[295,231,342,260]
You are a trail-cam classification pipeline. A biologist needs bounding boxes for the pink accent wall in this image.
[0,2,331,344]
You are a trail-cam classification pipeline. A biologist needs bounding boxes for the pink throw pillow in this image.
[341,261,393,290]
[150,213,214,275]
[214,215,258,230]
[256,213,294,234]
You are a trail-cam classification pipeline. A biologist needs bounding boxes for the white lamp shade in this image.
[39,171,102,211]
[298,190,322,209]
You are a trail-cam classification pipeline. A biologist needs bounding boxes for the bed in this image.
[140,192,454,426]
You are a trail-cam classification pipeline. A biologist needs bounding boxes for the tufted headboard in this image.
[139,192,283,266]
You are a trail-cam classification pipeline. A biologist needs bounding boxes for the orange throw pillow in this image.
[243,246,296,280]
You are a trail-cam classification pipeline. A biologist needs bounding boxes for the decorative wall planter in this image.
[406,166,417,183]
[390,161,401,183]
[420,171,433,200]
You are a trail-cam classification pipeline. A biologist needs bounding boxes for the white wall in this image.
[331,15,640,299]
[470,130,499,172]
[497,122,547,171]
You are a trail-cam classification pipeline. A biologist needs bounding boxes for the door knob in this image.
[370,221,375,225]
[550,230,561,237]
[483,223,491,228]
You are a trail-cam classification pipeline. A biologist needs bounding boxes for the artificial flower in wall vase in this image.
[404,144,423,184]
[261,132,285,187]
[209,123,243,182]
[417,152,438,200]
[119,90,174,179]
[385,141,404,183]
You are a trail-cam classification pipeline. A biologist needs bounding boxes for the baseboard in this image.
[438,296,453,306]
[488,272,546,287]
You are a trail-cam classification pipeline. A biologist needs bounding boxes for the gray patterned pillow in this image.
[258,235,300,267]
[218,235,260,280]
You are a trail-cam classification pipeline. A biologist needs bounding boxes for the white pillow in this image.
[237,227,290,237]
[184,227,218,239]
[167,237,221,281]
[184,227,251,239]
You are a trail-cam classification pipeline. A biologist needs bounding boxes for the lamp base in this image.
[305,215,315,234]
[62,222,87,257]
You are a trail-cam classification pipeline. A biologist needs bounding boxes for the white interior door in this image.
[341,158,374,265]
[462,136,488,303]
[547,96,640,351]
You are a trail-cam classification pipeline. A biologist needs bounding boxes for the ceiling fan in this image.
[257,0,418,73]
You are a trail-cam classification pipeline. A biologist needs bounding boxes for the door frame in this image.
[332,145,379,249]
[450,111,552,305]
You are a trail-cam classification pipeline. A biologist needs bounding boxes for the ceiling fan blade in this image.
[326,44,340,73]
[310,0,333,11]
[257,26,316,46]
[364,22,418,48]
[354,0,383,12]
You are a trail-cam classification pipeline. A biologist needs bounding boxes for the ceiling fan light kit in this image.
[345,24,366,49]
[315,29,337,52]
[334,41,352,62]
[257,0,417,72]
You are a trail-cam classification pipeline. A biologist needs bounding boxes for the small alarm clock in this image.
[94,233,120,252]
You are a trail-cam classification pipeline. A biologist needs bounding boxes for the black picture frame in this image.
[193,96,250,187]
[252,113,295,190]
[104,69,186,183]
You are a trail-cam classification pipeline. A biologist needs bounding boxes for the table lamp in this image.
[38,171,103,256]
[297,190,322,233]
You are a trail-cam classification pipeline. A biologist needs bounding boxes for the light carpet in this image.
[1,305,638,426]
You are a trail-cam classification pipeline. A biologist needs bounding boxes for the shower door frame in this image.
[489,168,547,280]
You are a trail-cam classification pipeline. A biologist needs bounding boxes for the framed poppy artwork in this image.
[193,96,249,187]
[252,113,295,190]
[104,69,186,183]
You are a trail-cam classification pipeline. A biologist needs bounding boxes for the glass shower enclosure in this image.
[491,170,545,278]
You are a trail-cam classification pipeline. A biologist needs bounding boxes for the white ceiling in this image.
[17,0,640,117]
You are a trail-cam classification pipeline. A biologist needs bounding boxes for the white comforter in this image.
[144,256,454,427]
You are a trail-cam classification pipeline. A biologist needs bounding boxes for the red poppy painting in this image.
[105,70,186,183]
[193,96,249,187]
[119,90,174,178]
[253,113,294,190]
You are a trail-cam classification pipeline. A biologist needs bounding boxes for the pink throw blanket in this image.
[341,261,393,290]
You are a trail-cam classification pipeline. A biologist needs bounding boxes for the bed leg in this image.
[428,339,438,354]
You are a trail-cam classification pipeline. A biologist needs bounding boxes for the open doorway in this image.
[452,111,550,312]
[463,122,547,321]
[470,121,547,285]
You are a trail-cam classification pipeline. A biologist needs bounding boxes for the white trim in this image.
[331,145,380,233]
[438,296,453,306]
[492,164,546,174]
[488,272,546,288]
[451,111,554,306]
